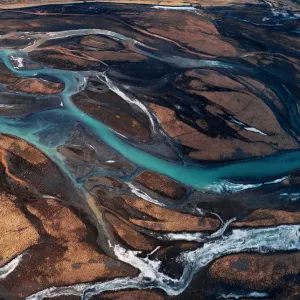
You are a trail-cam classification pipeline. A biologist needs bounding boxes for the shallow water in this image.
[0,47,299,192]
[0,2,299,299]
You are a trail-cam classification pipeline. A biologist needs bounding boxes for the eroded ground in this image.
[0,1,299,300]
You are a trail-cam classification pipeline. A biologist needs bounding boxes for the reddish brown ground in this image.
[134,170,187,200]
[7,78,64,94]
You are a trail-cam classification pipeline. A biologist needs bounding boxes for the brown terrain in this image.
[0,134,218,298]
[0,0,298,10]
[7,78,64,94]
[0,0,260,9]
[0,135,136,298]
[134,170,187,200]
[0,1,298,300]
[210,252,300,292]
[7,5,295,161]
[0,133,298,298]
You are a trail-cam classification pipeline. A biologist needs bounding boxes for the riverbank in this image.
[0,0,267,10]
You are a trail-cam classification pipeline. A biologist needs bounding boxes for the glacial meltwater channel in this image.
[0,45,299,193]
[0,5,299,299]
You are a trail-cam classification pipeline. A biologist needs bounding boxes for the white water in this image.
[26,224,300,299]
